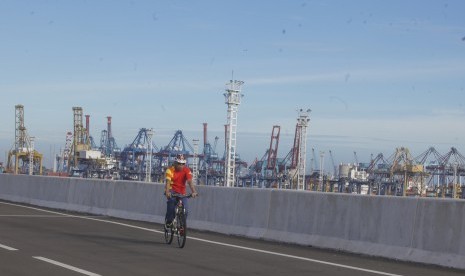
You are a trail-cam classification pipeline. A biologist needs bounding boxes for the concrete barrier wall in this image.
[0,174,464,270]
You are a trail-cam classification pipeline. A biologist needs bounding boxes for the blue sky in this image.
[1,0,465,172]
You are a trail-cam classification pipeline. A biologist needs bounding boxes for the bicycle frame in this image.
[164,193,192,248]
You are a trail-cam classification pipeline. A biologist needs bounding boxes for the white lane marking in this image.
[1,201,404,276]
[191,239,403,276]
[0,215,76,217]
[33,256,101,276]
[0,243,18,251]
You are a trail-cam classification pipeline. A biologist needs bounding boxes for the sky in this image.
[1,0,465,173]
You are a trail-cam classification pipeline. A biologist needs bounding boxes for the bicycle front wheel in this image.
[176,212,187,248]
[164,224,174,244]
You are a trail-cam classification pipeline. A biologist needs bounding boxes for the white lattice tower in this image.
[63,131,73,172]
[73,107,84,146]
[224,79,244,187]
[319,151,325,191]
[145,129,153,182]
[14,104,27,152]
[29,136,34,175]
[192,139,199,184]
[72,107,84,169]
[296,109,311,190]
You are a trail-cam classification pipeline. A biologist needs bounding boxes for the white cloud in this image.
[270,41,345,53]
[432,108,465,116]
[0,78,221,94]
[313,115,465,146]
[248,72,346,85]
[247,60,465,86]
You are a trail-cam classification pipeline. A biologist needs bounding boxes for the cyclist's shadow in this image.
[66,232,167,246]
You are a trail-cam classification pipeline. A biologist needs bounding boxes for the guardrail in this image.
[0,174,464,270]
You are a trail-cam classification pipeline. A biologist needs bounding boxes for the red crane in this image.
[266,126,281,172]
[290,123,301,169]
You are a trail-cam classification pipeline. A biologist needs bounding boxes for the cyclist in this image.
[164,154,198,228]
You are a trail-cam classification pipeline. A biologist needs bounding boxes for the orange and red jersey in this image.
[165,166,192,195]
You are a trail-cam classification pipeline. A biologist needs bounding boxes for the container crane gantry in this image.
[120,128,159,181]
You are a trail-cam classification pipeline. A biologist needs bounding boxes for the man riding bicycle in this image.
[164,154,198,228]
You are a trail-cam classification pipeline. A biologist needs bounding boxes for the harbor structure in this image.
[6,105,43,175]
[223,79,244,187]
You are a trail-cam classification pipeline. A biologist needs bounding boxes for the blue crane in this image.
[120,128,158,180]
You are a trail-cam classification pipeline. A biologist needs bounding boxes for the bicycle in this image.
[164,193,192,248]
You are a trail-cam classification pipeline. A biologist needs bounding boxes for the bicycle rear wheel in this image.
[176,212,187,248]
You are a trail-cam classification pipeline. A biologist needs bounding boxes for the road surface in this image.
[0,200,462,276]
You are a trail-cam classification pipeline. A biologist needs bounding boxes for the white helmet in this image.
[175,154,186,164]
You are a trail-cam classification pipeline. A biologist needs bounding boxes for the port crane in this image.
[7,105,43,175]
[200,123,223,186]
[241,126,282,188]
[120,128,159,181]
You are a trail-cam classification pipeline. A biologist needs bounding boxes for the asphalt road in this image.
[0,199,462,276]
